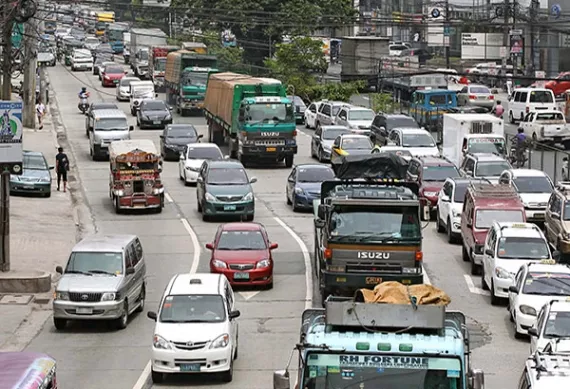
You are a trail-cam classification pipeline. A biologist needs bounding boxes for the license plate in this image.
[224,205,236,211]
[365,277,383,285]
[266,147,276,152]
[21,185,34,189]
[534,213,545,219]
[76,307,93,314]
[234,272,250,280]
[180,363,201,372]
[153,120,161,124]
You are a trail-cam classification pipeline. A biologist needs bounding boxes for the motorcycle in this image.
[78,98,89,114]
[508,141,529,168]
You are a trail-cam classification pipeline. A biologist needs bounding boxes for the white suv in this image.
[334,106,375,135]
[482,222,552,305]
[147,273,240,383]
[436,177,474,243]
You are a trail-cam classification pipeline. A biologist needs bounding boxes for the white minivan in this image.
[508,88,557,123]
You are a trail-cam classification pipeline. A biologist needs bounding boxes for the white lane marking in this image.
[463,274,490,296]
[164,193,173,203]
[298,131,310,137]
[238,291,262,300]
[132,218,201,389]
[274,216,313,309]
[423,265,431,285]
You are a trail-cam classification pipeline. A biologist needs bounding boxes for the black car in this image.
[93,55,114,75]
[85,102,119,135]
[288,95,306,124]
[160,124,203,160]
[370,113,419,145]
[137,100,173,129]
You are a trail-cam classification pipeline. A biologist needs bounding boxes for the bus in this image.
[95,11,115,37]
[106,22,129,53]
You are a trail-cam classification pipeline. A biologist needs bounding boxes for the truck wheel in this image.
[180,109,187,117]
[239,154,248,167]
[462,245,469,262]
[213,131,224,146]
[285,155,294,168]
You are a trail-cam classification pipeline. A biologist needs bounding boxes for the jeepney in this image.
[109,140,164,214]
[0,352,57,388]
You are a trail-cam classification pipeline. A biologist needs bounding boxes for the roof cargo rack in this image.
[468,181,517,198]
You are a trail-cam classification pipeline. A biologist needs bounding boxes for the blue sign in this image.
[431,8,441,18]
[0,101,23,174]
[551,4,561,19]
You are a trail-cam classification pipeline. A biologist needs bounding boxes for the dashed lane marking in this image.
[239,291,262,300]
[164,193,173,203]
[464,274,490,296]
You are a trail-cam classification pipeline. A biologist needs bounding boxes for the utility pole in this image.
[2,2,13,100]
[445,0,450,69]
[0,170,9,272]
[22,16,37,128]
[529,0,538,72]
[503,0,510,69]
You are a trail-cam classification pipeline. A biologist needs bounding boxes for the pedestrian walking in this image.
[35,99,46,130]
[55,147,69,192]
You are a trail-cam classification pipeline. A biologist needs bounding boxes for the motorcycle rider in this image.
[78,87,90,100]
[492,100,504,118]
[513,127,527,168]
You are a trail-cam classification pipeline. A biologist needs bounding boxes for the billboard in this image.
[461,33,504,59]
[0,101,23,175]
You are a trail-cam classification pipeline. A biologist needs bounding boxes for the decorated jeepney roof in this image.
[109,140,158,161]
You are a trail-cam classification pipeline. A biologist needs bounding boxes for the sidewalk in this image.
[0,95,80,351]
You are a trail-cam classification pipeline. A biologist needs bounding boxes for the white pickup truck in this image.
[520,110,570,149]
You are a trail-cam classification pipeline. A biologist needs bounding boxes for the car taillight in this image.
[415,251,423,262]
[324,248,332,260]
[488,95,494,100]
[469,95,477,99]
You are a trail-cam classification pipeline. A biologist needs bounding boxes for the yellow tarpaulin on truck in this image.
[355,281,451,306]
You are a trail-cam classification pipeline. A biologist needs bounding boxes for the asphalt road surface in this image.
[26,62,528,389]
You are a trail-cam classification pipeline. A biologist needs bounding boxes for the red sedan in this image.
[101,65,126,87]
[206,222,277,289]
[545,72,570,96]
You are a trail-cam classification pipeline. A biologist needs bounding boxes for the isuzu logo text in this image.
[260,132,279,137]
[357,251,390,259]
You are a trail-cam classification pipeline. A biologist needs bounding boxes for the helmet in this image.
[496,100,501,105]
[518,127,524,133]
[81,87,87,92]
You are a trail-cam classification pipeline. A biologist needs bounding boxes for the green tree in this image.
[308,81,364,102]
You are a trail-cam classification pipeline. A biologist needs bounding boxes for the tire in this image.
[317,148,324,163]
[462,245,470,262]
[53,318,67,330]
[234,336,239,360]
[202,213,209,222]
[436,210,444,233]
[114,196,121,214]
[286,191,292,205]
[470,251,480,275]
[136,285,145,313]
[115,301,129,330]
[197,197,202,212]
[285,155,294,168]
[151,370,163,384]
[490,280,501,305]
[45,191,51,198]
[246,214,254,221]
[304,117,309,129]
[292,199,300,212]
[221,360,233,383]
[447,218,456,244]
[239,154,248,167]
[481,268,489,290]
[509,111,515,124]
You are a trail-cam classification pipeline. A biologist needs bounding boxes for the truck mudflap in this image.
[323,270,424,290]
[240,144,297,158]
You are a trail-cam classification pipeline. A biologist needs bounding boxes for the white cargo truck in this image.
[130,28,167,79]
[442,113,506,167]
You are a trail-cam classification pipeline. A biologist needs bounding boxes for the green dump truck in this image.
[204,72,297,167]
[164,50,218,116]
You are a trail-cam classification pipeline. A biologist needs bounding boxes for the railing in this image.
[506,137,570,182]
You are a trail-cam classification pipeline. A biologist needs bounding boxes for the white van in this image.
[129,80,156,116]
[508,88,557,123]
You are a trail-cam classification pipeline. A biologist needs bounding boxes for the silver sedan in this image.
[457,84,495,108]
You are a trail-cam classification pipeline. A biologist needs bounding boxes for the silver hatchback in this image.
[53,234,146,330]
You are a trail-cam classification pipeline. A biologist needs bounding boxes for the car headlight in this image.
[211,259,227,268]
[39,177,50,183]
[186,165,200,172]
[205,192,216,202]
[242,192,253,201]
[424,191,438,197]
[519,305,537,316]
[494,267,511,279]
[210,334,229,349]
[153,334,172,350]
[323,146,331,153]
[452,209,461,217]
[165,114,172,120]
[294,187,304,195]
[256,259,271,268]
[101,292,116,301]
[54,291,69,300]
[566,232,570,240]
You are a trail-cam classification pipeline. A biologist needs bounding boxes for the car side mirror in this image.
[465,171,472,177]
[129,125,134,131]
[273,370,290,389]
[508,285,519,293]
[159,135,164,139]
[196,176,203,182]
[553,250,561,261]
[126,267,135,275]
[55,265,63,274]
[528,327,538,337]
[88,126,93,132]
[155,93,158,97]
[469,369,484,389]
[249,177,257,183]
[198,134,203,139]
[147,311,157,321]
[287,177,295,183]
[269,242,278,250]
[49,165,55,170]
[314,218,325,228]
[205,243,214,250]
[485,249,494,256]
[552,212,560,220]
[229,310,241,320]
[224,155,230,160]
[179,153,185,160]
[379,126,386,132]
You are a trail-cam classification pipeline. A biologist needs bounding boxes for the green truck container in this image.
[204,72,297,167]
[164,50,218,116]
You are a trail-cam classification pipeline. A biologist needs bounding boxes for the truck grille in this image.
[254,140,285,146]
[69,292,102,302]
[172,341,208,351]
[345,261,403,274]
[133,181,144,193]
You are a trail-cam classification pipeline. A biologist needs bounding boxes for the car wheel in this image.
[45,191,51,198]
[115,301,129,330]
[462,245,469,262]
[197,196,202,212]
[470,250,480,275]
[136,285,145,313]
[490,280,501,305]
[292,198,300,212]
[447,218,456,244]
[436,210,444,233]
[234,335,239,360]
[221,359,233,383]
[114,196,121,214]
[286,190,292,205]
[318,148,324,163]
[151,370,163,383]
[202,213,209,222]
[509,111,515,124]
[481,267,489,290]
[53,318,67,330]
[304,117,309,129]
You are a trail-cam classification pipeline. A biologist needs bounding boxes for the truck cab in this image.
[133,48,149,79]
[176,67,218,115]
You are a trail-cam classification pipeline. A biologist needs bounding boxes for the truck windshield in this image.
[155,58,166,72]
[185,71,209,87]
[139,51,149,61]
[303,353,462,389]
[467,138,505,155]
[329,206,421,241]
[475,209,523,229]
[246,103,293,123]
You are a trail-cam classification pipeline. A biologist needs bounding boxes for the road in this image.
[26,62,529,389]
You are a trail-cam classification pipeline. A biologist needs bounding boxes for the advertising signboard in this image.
[0,101,23,175]
[461,33,504,59]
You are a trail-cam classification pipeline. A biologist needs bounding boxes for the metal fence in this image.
[505,137,570,182]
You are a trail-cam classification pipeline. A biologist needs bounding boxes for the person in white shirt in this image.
[35,99,46,130]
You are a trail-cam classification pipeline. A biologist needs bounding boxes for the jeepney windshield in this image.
[116,162,155,170]
[329,205,421,242]
[155,58,166,72]
[467,138,505,155]
[245,103,294,123]
[302,353,463,389]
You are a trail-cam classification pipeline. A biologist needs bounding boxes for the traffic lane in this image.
[425,224,528,388]
[39,64,199,388]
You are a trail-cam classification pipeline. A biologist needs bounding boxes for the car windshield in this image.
[423,166,459,181]
[475,209,524,229]
[513,176,553,193]
[387,117,419,130]
[246,103,293,123]
[536,112,564,120]
[529,90,554,103]
[323,129,349,140]
[75,51,91,58]
[85,38,98,44]
[348,110,374,120]
[297,167,335,182]
[139,51,149,61]
[94,118,127,131]
[105,67,123,74]
[544,311,570,338]
[207,168,248,185]
[329,205,421,241]
[467,138,506,155]
[132,88,154,98]
[475,161,511,177]
[23,155,47,170]
[188,147,222,160]
[66,252,123,275]
[120,79,137,87]
[143,102,166,111]
[402,133,435,147]
[470,86,490,94]
[216,230,266,250]
[522,272,570,295]
[453,184,468,203]
[341,137,372,150]
[288,96,306,107]
[302,353,462,389]
[168,127,197,138]
[93,104,117,111]
[159,295,226,323]
[497,237,550,259]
